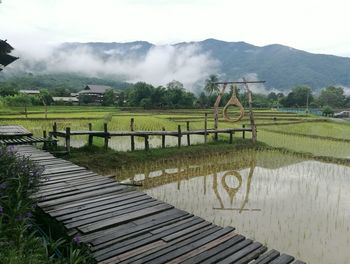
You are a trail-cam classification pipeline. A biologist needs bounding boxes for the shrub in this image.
[322,105,334,116]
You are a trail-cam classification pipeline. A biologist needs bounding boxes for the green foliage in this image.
[0,147,93,264]
[102,89,116,106]
[125,81,196,108]
[319,86,346,108]
[279,86,313,107]
[4,94,34,107]
[204,74,219,95]
[322,105,334,116]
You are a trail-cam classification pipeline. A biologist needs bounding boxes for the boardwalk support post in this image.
[177,125,182,148]
[242,124,246,139]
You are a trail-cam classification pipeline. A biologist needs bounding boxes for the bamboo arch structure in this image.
[213,79,265,143]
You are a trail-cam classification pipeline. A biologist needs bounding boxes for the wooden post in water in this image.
[177,125,182,148]
[88,123,93,146]
[53,122,57,136]
[186,121,191,146]
[242,124,246,139]
[162,127,166,148]
[130,118,135,151]
[66,127,71,153]
[103,123,109,149]
[144,135,149,151]
[204,113,208,143]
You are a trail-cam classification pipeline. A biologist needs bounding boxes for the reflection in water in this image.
[116,150,350,264]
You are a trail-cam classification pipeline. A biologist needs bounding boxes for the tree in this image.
[102,89,116,106]
[318,86,346,108]
[280,86,313,107]
[166,80,184,90]
[204,74,219,95]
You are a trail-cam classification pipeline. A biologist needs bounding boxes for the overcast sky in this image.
[1,0,350,57]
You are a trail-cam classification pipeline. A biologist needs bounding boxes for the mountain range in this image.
[3,38,350,93]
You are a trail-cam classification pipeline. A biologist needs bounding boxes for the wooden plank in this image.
[100,240,166,264]
[57,194,151,222]
[211,243,263,264]
[200,239,253,264]
[38,185,128,208]
[93,217,206,261]
[137,226,235,264]
[88,210,191,248]
[166,231,237,264]
[64,199,160,229]
[292,261,306,264]
[79,203,173,233]
[51,191,145,217]
[117,225,219,264]
[250,249,280,264]
[233,246,267,264]
[269,254,295,264]
[37,182,119,201]
[181,234,246,264]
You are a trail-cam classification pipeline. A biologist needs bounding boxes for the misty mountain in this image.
[3,38,350,93]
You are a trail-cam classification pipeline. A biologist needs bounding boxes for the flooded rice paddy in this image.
[116,150,350,264]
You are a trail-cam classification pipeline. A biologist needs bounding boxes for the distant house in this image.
[78,85,114,104]
[19,90,40,96]
[52,96,79,105]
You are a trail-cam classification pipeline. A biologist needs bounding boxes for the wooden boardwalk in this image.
[0,125,56,146]
[13,145,305,264]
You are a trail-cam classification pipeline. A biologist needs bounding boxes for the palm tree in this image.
[204,74,219,95]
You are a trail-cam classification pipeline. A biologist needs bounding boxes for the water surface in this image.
[116,150,350,264]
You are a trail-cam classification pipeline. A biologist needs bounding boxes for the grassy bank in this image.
[66,139,263,175]
[65,139,350,176]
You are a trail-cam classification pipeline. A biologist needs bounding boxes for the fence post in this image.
[177,125,182,148]
[144,135,149,151]
[186,121,191,146]
[204,113,208,143]
[66,127,71,153]
[229,131,234,144]
[104,123,109,149]
[88,123,93,146]
[130,118,135,151]
[162,127,166,148]
[43,130,47,150]
[242,124,246,139]
[52,122,57,138]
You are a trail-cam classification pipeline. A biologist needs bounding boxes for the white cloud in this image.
[11,43,219,92]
